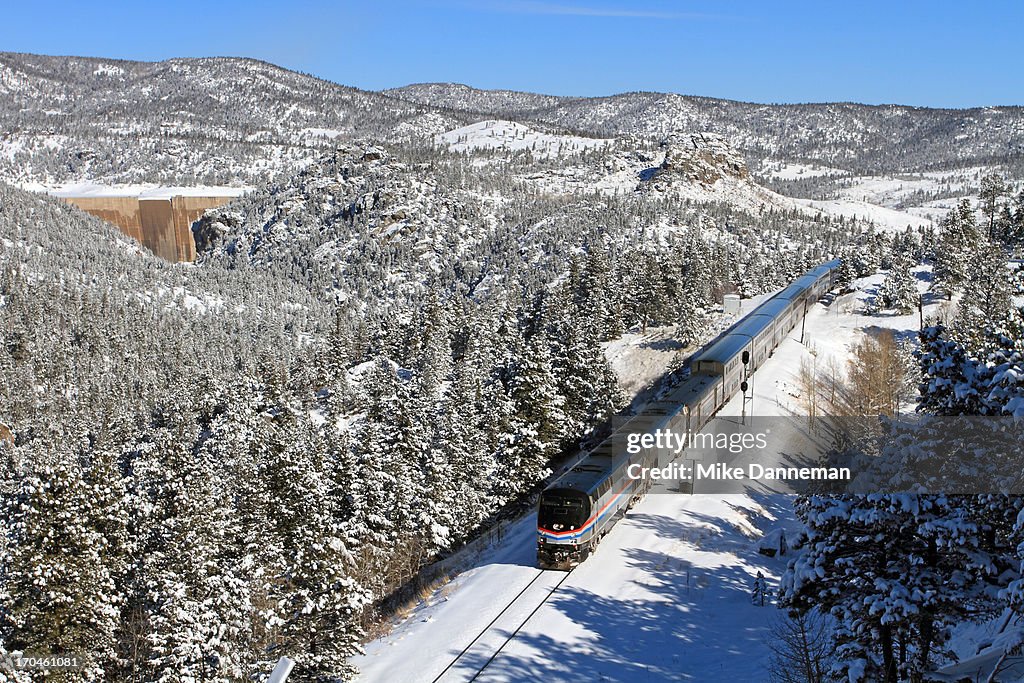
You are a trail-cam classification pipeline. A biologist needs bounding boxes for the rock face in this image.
[192,209,245,254]
[61,195,235,261]
[656,132,748,186]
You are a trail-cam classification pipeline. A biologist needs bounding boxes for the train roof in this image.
[812,259,841,274]
[548,446,615,493]
[614,402,680,436]
[729,312,775,339]
[693,333,750,365]
[664,373,719,407]
[774,282,810,302]
[552,400,684,494]
[792,274,819,290]
[750,297,793,317]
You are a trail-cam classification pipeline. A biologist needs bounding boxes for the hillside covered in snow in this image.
[3,47,1024,683]
[388,82,1024,176]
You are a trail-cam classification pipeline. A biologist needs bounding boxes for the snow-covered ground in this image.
[436,120,611,157]
[353,270,945,682]
[757,164,998,231]
[794,196,933,232]
[602,292,776,402]
[762,161,846,180]
[602,325,687,398]
[16,181,250,198]
[834,168,988,208]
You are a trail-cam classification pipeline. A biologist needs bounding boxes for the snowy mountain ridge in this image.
[3,51,1022,195]
[0,52,464,186]
[389,82,1024,176]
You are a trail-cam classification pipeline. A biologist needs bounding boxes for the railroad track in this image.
[430,568,573,682]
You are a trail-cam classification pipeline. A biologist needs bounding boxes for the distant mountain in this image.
[0,52,463,186]
[388,83,1024,175]
[4,51,1021,195]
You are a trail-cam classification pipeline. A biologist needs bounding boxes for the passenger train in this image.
[537,260,841,570]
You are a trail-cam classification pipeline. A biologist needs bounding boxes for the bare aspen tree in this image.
[844,330,913,417]
[767,609,832,683]
[798,355,819,429]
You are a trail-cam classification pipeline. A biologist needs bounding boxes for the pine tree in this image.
[874,253,917,314]
[348,355,430,587]
[2,457,126,682]
[833,251,858,292]
[781,495,1014,682]
[133,418,252,682]
[439,348,498,535]
[495,332,565,500]
[953,238,1014,352]
[260,418,369,682]
[918,312,1024,417]
[933,199,979,300]
[547,290,623,443]
[979,173,1008,239]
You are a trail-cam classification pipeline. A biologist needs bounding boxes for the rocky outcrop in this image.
[656,132,748,186]
[192,209,245,254]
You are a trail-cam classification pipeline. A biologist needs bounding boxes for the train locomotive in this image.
[537,260,840,570]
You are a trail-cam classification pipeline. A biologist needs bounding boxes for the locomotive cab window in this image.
[538,489,590,530]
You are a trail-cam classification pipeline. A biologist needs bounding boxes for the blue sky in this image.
[1,0,1021,107]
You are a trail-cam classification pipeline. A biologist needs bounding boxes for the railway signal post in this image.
[741,351,752,425]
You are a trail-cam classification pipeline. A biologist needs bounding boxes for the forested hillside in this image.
[779,185,1024,682]
[2,50,1023,682]
[388,83,1024,176]
[0,52,461,186]
[0,124,879,679]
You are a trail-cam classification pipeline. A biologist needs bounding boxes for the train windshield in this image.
[538,489,590,530]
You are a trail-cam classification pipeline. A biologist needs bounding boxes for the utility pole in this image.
[799,300,808,345]
[745,350,753,423]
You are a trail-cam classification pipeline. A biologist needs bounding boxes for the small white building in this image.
[723,294,741,315]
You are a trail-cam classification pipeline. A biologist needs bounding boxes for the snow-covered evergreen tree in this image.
[933,199,979,300]
[495,332,565,500]
[918,313,1024,417]
[133,417,252,682]
[873,253,917,314]
[953,238,1015,353]
[980,173,1008,239]
[2,458,127,682]
[833,251,858,292]
[259,418,369,682]
[781,494,1017,682]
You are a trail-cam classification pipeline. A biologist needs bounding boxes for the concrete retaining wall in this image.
[61,195,234,262]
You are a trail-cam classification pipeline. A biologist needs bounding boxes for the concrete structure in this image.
[61,195,235,262]
[723,293,741,315]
